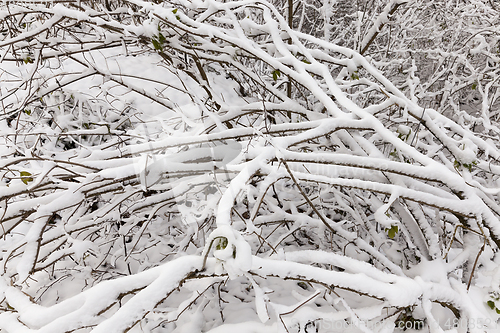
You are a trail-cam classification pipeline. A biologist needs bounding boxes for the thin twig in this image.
[281,159,337,235]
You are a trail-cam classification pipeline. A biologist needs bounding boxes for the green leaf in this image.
[397,132,410,141]
[454,160,476,172]
[351,72,359,80]
[496,308,500,314]
[23,56,33,64]
[386,225,398,239]
[151,38,162,51]
[297,281,309,290]
[20,171,33,185]
[487,300,495,309]
[272,69,281,81]
[172,9,181,21]
[158,32,166,44]
[215,237,228,250]
[472,82,477,90]
[23,109,31,116]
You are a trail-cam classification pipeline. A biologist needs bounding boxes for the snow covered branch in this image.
[1,0,500,332]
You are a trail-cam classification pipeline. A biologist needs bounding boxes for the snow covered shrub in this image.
[282,0,500,138]
[1,0,500,332]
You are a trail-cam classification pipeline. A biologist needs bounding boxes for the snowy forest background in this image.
[1,0,500,332]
